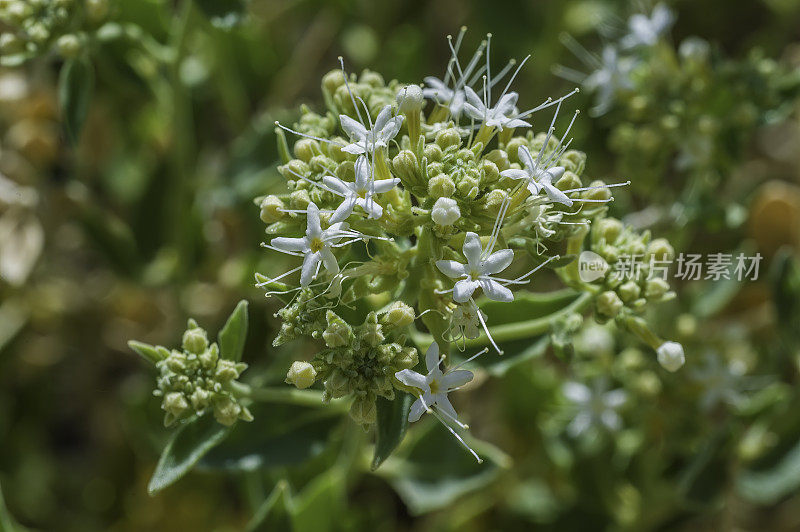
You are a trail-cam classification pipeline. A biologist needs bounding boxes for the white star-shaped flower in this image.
[463,86,530,130]
[340,105,403,155]
[323,156,399,222]
[563,380,627,437]
[395,341,474,423]
[501,145,572,206]
[584,46,637,115]
[436,232,515,303]
[270,202,350,286]
[423,76,467,119]
[451,304,486,340]
[621,4,675,49]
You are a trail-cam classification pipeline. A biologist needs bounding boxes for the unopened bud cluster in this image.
[154,319,252,427]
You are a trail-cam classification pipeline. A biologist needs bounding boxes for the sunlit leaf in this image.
[218,300,248,361]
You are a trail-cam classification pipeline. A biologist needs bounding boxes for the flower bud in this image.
[646,238,674,261]
[435,128,461,150]
[289,189,311,210]
[86,0,110,22]
[182,326,208,354]
[562,150,586,174]
[381,301,415,329]
[279,159,309,180]
[582,180,611,202]
[293,138,321,162]
[428,174,455,198]
[163,392,189,419]
[55,34,81,59]
[656,341,685,372]
[392,150,421,187]
[215,359,245,382]
[505,138,527,164]
[213,397,243,426]
[359,70,384,88]
[190,388,211,410]
[597,290,623,318]
[285,361,317,389]
[431,197,460,226]
[424,143,443,162]
[322,310,352,347]
[644,277,670,300]
[325,369,350,398]
[260,195,285,224]
[349,397,377,425]
[396,84,424,114]
[555,170,581,192]
[485,149,510,171]
[481,159,499,184]
[618,281,641,302]
[457,175,480,199]
[322,69,346,98]
[596,218,623,244]
[482,189,508,216]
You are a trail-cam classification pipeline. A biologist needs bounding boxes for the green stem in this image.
[230,382,350,411]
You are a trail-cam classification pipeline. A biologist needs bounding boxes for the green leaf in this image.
[58,56,94,145]
[738,437,800,504]
[127,340,167,365]
[199,405,341,472]
[290,468,346,532]
[147,416,232,495]
[377,421,511,514]
[372,393,413,470]
[218,300,248,361]
[476,289,580,326]
[0,481,27,532]
[478,335,551,377]
[247,480,293,532]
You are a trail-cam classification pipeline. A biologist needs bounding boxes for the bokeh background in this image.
[2,0,800,530]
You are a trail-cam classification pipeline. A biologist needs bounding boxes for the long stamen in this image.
[505,255,560,284]
[471,298,503,355]
[261,243,304,257]
[339,56,365,124]
[450,347,489,372]
[516,88,580,119]
[559,32,601,68]
[255,265,303,286]
[274,121,345,147]
[498,55,529,100]
[430,408,483,463]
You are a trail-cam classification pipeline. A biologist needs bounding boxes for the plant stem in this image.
[230,382,350,411]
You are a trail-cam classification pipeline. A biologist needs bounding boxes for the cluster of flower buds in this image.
[151,320,252,427]
[259,30,679,459]
[0,0,109,63]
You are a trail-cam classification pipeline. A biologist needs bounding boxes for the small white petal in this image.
[442,369,473,390]
[436,260,467,279]
[480,279,514,302]
[300,252,321,286]
[453,279,479,303]
[408,398,427,422]
[425,342,440,373]
[482,249,514,275]
[563,382,591,403]
[462,232,483,266]
[395,369,428,390]
[271,237,307,252]
[340,114,366,140]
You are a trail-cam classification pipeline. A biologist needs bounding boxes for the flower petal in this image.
[563,381,590,403]
[433,393,458,420]
[463,86,483,109]
[442,369,473,390]
[340,114,366,140]
[329,198,355,224]
[453,279,479,303]
[341,143,366,155]
[436,259,467,279]
[354,156,371,188]
[305,202,321,237]
[356,197,383,219]
[395,369,428,391]
[482,249,514,275]
[300,252,321,286]
[425,342,440,373]
[372,178,400,194]
[319,246,339,275]
[322,175,352,197]
[518,145,535,172]
[373,105,392,131]
[480,278,514,302]
[408,397,427,422]
[499,168,530,181]
[462,232,483,267]
[271,237,306,252]
[543,184,573,206]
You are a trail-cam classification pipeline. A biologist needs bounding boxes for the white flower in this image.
[395,342,474,423]
[584,46,637,116]
[323,156,399,222]
[423,76,467,119]
[451,304,485,340]
[431,197,461,226]
[269,202,350,286]
[656,341,685,372]
[340,105,403,155]
[463,86,530,130]
[436,231,515,303]
[563,380,627,437]
[501,145,572,206]
[621,4,675,49]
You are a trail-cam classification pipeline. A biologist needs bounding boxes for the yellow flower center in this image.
[429,378,440,395]
[309,237,324,253]
[470,269,481,280]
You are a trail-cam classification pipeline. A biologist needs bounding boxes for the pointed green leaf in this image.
[372,393,413,470]
[247,480,292,532]
[290,468,346,532]
[58,56,94,145]
[148,416,232,495]
[219,300,248,361]
[738,437,800,504]
[128,340,166,365]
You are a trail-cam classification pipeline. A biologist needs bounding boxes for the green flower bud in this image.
[164,392,190,419]
[597,290,623,318]
[423,143,443,162]
[555,170,581,192]
[349,397,377,425]
[360,312,384,347]
[325,369,350,399]
[56,34,81,59]
[634,371,662,397]
[504,138,527,164]
[644,278,670,300]
[215,359,245,382]
[381,301,415,329]
[431,197,460,226]
[456,175,480,199]
[165,351,188,373]
[435,128,461,150]
[676,314,697,338]
[618,281,641,303]
[322,310,352,347]
[279,159,309,180]
[481,159,499,184]
[646,238,674,261]
[596,218,623,244]
[189,388,211,410]
[294,138,321,162]
[182,326,209,355]
[359,70,384,88]
[260,195,285,224]
[285,361,317,389]
[213,397,243,426]
[485,149,510,171]
[86,0,109,22]
[198,344,219,369]
[289,189,311,210]
[561,150,586,174]
[582,180,611,202]
[426,161,444,177]
[392,150,421,187]
[322,69,346,99]
[428,174,456,198]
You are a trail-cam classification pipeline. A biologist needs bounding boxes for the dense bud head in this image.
[293,138,321,162]
[322,69,346,96]
[424,143,443,162]
[350,396,377,425]
[435,128,461,149]
[644,278,670,300]
[619,280,641,302]
[213,397,243,426]
[596,218,623,243]
[182,326,209,355]
[646,238,674,261]
[323,310,352,347]
[286,361,317,389]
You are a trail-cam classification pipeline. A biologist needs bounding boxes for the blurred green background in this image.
[2,0,800,530]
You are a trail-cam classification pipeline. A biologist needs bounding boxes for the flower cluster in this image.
[0,0,109,64]
[258,31,680,459]
[151,320,252,427]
